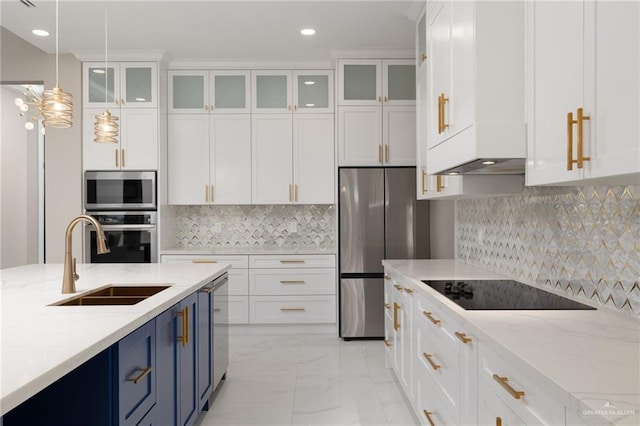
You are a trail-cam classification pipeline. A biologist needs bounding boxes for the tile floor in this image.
[195,331,418,426]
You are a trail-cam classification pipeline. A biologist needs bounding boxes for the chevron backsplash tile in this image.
[457,185,640,317]
[169,204,336,250]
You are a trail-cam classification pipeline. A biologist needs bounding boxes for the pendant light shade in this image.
[94,110,119,143]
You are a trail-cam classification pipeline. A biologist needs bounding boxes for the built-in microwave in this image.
[84,171,156,211]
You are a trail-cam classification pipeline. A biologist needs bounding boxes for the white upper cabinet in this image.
[424,0,526,174]
[169,70,250,113]
[416,6,429,199]
[83,62,157,109]
[338,58,416,166]
[292,71,334,113]
[526,0,640,185]
[252,70,333,113]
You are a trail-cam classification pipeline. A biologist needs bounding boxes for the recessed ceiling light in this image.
[92,69,106,74]
[300,28,316,36]
[482,160,496,165]
[32,29,49,37]
[304,81,316,85]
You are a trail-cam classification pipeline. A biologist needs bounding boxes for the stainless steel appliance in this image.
[84,171,156,211]
[212,273,229,391]
[422,280,596,310]
[339,167,430,339]
[84,212,157,263]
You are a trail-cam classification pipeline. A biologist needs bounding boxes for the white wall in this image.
[429,200,455,259]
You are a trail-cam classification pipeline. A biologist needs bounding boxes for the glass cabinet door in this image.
[169,71,208,113]
[417,10,427,70]
[338,59,381,106]
[252,71,291,113]
[383,60,416,105]
[293,70,333,113]
[122,63,157,108]
[83,63,118,108]
[210,71,250,113]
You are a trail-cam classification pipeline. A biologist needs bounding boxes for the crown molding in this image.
[72,50,170,64]
[168,59,335,70]
[330,49,414,60]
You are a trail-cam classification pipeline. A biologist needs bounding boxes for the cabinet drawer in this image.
[478,341,565,425]
[249,295,336,323]
[228,269,249,295]
[118,319,156,426]
[414,291,460,354]
[416,318,459,422]
[249,268,336,295]
[215,295,249,324]
[415,364,458,426]
[249,254,336,268]
[161,254,249,269]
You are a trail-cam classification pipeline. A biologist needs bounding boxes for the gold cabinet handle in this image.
[115,98,120,106]
[576,107,590,169]
[492,374,525,400]
[378,144,383,163]
[384,339,392,347]
[393,302,400,331]
[115,149,119,167]
[567,111,576,170]
[211,184,215,202]
[210,104,214,111]
[423,352,441,370]
[423,311,440,325]
[294,184,298,202]
[280,308,305,311]
[121,149,125,168]
[404,288,414,294]
[393,284,403,291]
[213,308,221,312]
[378,96,382,103]
[496,417,502,426]
[204,104,209,111]
[126,366,153,384]
[421,169,427,194]
[384,303,391,309]
[280,259,305,264]
[177,308,187,346]
[437,94,443,133]
[289,184,293,202]
[455,332,472,344]
[384,274,391,280]
[294,104,298,111]
[436,175,444,192]
[423,410,436,426]
[205,184,209,203]
[280,280,305,284]
[384,144,389,162]
[384,96,388,103]
[191,259,217,264]
[421,53,427,62]
[441,93,449,131]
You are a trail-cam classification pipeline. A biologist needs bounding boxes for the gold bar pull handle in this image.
[393,302,400,330]
[378,144,383,163]
[492,374,525,400]
[567,112,576,170]
[423,311,440,325]
[423,410,436,426]
[384,339,392,347]
[177,308,187,347]
[437,94,443,134]
[423,353,441,370]
[205,184,209,203]
[280,260,305,264]
[115,149,119,168]
[191,259,217,264]
[384,303,391,309]
[384,274,391,280]
[121,149,125,168]
[184,306,189,344]
[280,308,305,312]
[436,175,444,192]
[211,184,214,202]
[280,280,305,284]
[289,184,293,202]
[404,288,414,294]
[384,144,389,162]
[421,53,427,62]
[294,184,298,202]
[577,107,591,169]
[213,308,221,312]
[378,96,382,103]
[204,104,209,111]
[422,170,427,194]
[455,331,472,344]
[441,93,449,131]
[393,284,404,291]
[496,417,502,426]
[126,366,153,384]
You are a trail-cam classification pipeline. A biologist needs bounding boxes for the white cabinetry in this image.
[252,70,333,114]
[82,62,158,171]
[526,0,640,185]
[169,70,250,113]
[424,0,526,174]
[338,59,416,166]
[385,273,414,402]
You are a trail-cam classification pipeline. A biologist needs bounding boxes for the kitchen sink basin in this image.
[52,284,171,306]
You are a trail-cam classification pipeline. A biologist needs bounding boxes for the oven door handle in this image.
[88,224,157,231]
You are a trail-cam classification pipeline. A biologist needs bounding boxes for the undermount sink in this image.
[52,284,171,306]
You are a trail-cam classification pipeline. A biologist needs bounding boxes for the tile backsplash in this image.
[170,204,336,250]
[457,185,640,317]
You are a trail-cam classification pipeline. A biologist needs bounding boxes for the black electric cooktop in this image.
[421,280,596,311]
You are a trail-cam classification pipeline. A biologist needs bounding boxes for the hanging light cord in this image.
[104,11,108,105]
[55,0,59,86]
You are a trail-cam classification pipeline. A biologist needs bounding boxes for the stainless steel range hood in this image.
[437,158,525,175]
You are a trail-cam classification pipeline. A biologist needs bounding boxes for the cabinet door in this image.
[416,66,429,199]
[449,0,474,137]
[169,71,209,113]
[178,293,198,426]
[339,59,382,106]
[427,2,452,149]
[83,62,119,108]
[83,107,121,170]
[210,114,252,204]
[251,114,293,203]
[120,108,158,170]
[210,70,250,113]
[118,319,156,426]
[382,60,416,106]
[155,304,179,425]
[417,7,427,72]
[526,0,585,184]
[383,106,416,166]
[197,283,213,411]
[121,62,158,108]
[293,114,334,204]
[168,114,210,204]
[293,70,334,113]
[338,106,383,166]
[478,379,526,426]
[252,70,292,113]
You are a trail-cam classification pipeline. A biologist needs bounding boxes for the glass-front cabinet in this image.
[252,71,291,113]
[83,62,157,108]
[293,70,334,113]
[338,59,415,106]
[169,70,250,113]
[252,70,333,113]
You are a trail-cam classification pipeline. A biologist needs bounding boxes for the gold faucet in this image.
[62,215,110,294]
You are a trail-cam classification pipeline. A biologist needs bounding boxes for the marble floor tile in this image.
[197,403,293,426]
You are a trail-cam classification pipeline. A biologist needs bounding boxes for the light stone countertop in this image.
[161,246,337,256]
[0,262,230,416]
[382,259,640,425]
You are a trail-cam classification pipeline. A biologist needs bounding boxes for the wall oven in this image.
[84,171,156,211]
[84,212,157,263]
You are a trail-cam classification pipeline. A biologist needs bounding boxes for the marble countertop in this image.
[0,262,229,416]
[382,259,640,425]
[161,247,337,256]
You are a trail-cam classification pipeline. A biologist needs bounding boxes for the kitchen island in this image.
[0,262,229,418]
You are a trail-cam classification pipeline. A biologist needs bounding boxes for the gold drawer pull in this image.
[384,303,391,309]
[126,366,152,384]
[496,417,502,426]
[455,331,472,344]
[493,374,525,400]
[384,339,392,347]
[423,353,441,370]
[393,284,403,291]
[384,274,391,280]
[280,308,305,312]
[177,307,189,346]
[423,311,440,325]
[576,107,591,169]
[192,260,217,264]
[280,260,305,264]
[378,144,383,163]
[213,308,221,312]
[423,410,436,426]
[404,288,414,294]
[393,302,400,331]
[280,280,305,284]
[567,111,575,170]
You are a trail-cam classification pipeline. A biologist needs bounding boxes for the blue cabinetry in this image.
[178,292,199,426]
[197,282,214,411]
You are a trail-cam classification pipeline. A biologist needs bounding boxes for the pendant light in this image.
[94,12,119,143]
[41,0,73,128]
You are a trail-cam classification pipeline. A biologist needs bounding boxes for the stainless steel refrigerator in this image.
[339,167,429,339]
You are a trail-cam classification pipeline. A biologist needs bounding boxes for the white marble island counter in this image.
[383,259,640,425]
[0,262,229,416]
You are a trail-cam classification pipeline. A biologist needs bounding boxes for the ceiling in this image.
[1,0,418,64]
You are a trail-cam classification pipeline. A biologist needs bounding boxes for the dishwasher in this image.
[212,273,229,391]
